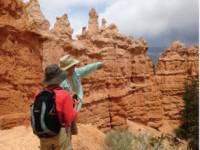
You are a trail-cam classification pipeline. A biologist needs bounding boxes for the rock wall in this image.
[42,14,73,69]
[59,9,198,131]
[0,0,198,132]
[0,0,45,129]
[155,41,199,130]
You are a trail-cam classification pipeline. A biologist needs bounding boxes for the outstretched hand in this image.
[98,62,104,69]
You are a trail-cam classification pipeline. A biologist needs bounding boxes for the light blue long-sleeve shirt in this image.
[60,62,103,112]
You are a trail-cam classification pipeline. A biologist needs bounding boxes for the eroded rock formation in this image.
[155,41,199,131]
[0,1,198,133]
[0,0,44,128]
[51,14,73,39]
[87,8,99,36]
[25,0,50,32]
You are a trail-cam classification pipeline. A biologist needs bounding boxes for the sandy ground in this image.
[0,126,39,150]
[127,120,161,136]
[0,124,105,150]
[0,121,187,150]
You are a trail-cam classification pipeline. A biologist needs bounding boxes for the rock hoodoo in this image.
[87,8,99,36]
[101,18,107,31]
[51,14,73,39]
[0,0,198,133]
[25,0,50,32]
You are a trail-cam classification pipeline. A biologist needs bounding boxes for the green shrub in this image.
[104,130,165,150]
[175,78,199,150]
[105,129,134,150]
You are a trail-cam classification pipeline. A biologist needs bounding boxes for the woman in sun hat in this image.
[59,54,103,111]
[59,54,103,134]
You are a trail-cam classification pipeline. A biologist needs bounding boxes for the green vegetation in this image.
[175,78,199,150]
[105,129,134,150]
[104,129,166,150]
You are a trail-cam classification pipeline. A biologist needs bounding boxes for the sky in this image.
[23,0,199,47]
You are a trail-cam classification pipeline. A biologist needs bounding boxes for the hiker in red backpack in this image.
[31,64,77,150]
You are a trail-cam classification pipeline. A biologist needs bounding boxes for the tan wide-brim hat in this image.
[59,55,80,71]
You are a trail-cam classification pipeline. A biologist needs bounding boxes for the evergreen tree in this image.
[175,78,199,150]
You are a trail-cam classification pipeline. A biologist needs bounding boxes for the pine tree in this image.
[175,78,199,150]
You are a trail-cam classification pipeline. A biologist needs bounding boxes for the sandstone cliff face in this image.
[0,1,198,132]
[0,0,27,29]
[61,9,198,131]
[0,0,44,129]
[155,41,198,129]
[73,9,164,130]
[25,0,50,32]
[42,14,73,69]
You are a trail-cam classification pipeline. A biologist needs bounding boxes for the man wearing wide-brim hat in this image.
[33,64,77,150]
[59,55,103,134]
[42,64,66,86]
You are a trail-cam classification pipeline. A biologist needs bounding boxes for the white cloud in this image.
[23,0,198,46]
[37,0,108,30]
[22,0,29,3]
[43,0,108,6]
[100,0,198,45]
[23,0,108,6]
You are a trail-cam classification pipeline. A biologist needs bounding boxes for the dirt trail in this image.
[0,124,105,150]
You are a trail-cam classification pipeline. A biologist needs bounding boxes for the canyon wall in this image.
[155,42,199,130]
[0,0,46,128]
[0,0,198,132]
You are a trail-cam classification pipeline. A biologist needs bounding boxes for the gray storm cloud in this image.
[100,0,198,46]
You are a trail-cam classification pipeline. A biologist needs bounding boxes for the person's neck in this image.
[68,71,74,76]
[46,85,60,90]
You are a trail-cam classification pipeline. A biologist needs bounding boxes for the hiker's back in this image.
[34,64,77,150]
[31,86,77,150]
[53,89,77,126]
